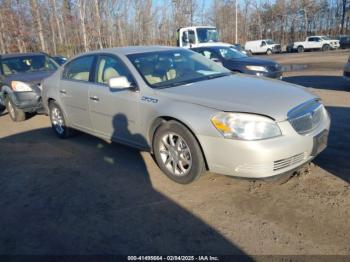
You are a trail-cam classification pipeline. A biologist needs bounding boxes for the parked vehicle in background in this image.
[52,55,68,65]
[231,44,249,56]
[244,39,281,55]
[191,46,282,79]
[0,52,58,121]
[326,36,340,49]
[336,35,350,49]
[344,55,350,80]
[177,26,235,49]
[42,46,330,184]
[288,36,339,53]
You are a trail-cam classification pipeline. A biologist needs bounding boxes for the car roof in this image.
[191,46,229,50]
[0,52,46,59]
[84,46,183,56]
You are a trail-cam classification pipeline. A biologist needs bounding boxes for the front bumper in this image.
[330,43,340,49]
[11,85,43,112]
[245,70,283,79]
[198,112,331,178]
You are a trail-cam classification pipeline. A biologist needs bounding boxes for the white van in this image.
[245,39,281,55]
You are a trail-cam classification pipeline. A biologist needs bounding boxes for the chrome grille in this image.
[288,100,324,134]
[273,153,306,171]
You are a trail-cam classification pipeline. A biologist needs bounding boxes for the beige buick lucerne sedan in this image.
[41,46,330,184]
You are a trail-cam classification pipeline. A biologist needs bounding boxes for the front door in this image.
[88,55,143,146]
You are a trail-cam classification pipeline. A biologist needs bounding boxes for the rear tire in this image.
[297,46,304,53]
[49,101,73,138]
[153,120,206,184]
[247,50,253,56]
[5,97,26,122]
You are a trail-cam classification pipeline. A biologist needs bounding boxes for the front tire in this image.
[49,101,73,138]
[266,49,272,55]
[297,46,304,53]
[322,44,330,51]
[5,97,26,122]
[153,121,206,184]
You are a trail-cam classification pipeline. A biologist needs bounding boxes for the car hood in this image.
[156,74,316,121]
[4,71,55,86]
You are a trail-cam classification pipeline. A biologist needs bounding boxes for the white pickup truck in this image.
[289,36,340,53]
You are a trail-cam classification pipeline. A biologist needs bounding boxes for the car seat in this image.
[139,60,162,84]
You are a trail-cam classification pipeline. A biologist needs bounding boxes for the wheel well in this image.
[48,98,55,105]
[149,116,209,171]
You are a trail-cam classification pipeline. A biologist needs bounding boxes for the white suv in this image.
[290,36,339,52]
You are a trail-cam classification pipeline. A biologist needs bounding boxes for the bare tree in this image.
[30,0,47,52]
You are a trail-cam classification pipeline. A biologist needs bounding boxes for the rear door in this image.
[88,54,143,146]
[59,55,96,132]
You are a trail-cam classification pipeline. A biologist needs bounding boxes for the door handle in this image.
[59,89,67,94]
[89,96,99,101]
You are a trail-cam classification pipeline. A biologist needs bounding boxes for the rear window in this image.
[1,55,58,76]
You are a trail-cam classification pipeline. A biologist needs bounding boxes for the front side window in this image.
[1,55,58,76]
[265,39,275,45]
[63,56,94,82]
[127,49,230,88]
[188,30,196,44]
[96,55,133,85]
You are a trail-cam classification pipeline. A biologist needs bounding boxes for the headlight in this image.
[11,81,33,92]
[211,112,281,140]
[245,65,268,72]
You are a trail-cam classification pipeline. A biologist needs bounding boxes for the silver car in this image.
[42,46,330,184]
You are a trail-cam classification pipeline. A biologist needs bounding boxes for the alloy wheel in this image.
[51,106,65,135]
[159,132,192,176]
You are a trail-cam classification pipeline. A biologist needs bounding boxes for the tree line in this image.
[0,0,349,56]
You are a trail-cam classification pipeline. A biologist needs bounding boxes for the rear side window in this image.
[63,56,94,82]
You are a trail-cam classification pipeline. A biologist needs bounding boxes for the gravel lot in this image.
[0,50,349,256]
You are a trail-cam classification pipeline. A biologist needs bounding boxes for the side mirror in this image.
[108,76,132,89]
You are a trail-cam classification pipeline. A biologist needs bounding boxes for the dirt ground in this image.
[0,50,349,257]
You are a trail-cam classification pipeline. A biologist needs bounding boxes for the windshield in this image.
[1,55,58,76]
[265,39,275,45]
[218,47,247,59]
[196,28,219,43]
[321,36,330,40]
[127,49,231,89]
